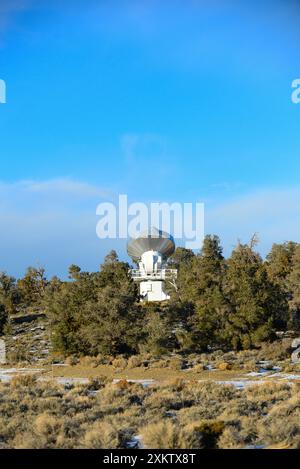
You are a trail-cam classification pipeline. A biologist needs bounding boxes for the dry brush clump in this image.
[0,376,299,449]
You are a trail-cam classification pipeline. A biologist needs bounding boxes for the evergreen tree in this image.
[286,245,300,330]
[176,235,228,351]
[168,247,195,269]
[266,242,299,329]
[0,302,8,335]
[266,241,298,285]
[224,242,277,350]
[80,260,140,355]
[68,264,82,280]
[17,267,48,308]
[104,250,119,264]
[45,255,140,356]
[0,272,19,315]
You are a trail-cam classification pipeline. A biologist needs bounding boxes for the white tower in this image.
[127,227,177,302]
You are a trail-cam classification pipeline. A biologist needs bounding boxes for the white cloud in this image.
[0,178,119,278]
[207,186,300,256]
[0,178,111,199]
[1,178,300,277]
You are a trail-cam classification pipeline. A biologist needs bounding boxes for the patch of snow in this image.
[205,364,216,371]
[54,377,89,385]
[127,435,143,449]
[0,367,44,382]
[246,369,272,376]
[213,380,269,389]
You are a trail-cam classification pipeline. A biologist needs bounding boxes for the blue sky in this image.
[0,0,300,278]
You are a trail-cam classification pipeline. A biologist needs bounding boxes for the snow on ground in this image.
[52,377,90,385]
[127,435,144,449]
[0,368,299,387]
[0,368,43,382]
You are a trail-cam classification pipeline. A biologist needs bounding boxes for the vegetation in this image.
[1,237,300,356]
[0,377,299,449]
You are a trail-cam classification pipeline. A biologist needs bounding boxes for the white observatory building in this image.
[127,227,177,302]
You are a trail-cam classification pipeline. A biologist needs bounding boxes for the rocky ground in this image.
[5,312,51,365]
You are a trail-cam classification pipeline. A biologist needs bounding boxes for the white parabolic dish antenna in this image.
[127,227,175,262]
[127,227,177,302]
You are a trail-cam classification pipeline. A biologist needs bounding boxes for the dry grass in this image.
[0,376,299,448]
[3,323,300,449]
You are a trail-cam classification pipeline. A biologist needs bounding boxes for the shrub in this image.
[127,355,143,369]
[168,357,184,370]
[34,413,61,436]
[112,357,127,370]
[140,421,180,449]
[192,363,205,372]
[65,356,79,366]
[183,420,225,449]
[82,421,120,448]
[218,362,233,371]
[10,374,37,388]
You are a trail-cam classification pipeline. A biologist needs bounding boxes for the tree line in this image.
[1,236,300,356]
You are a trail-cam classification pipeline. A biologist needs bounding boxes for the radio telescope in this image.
[127,227,177,302]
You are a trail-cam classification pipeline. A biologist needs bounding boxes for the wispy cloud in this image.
[0,178,111,199]
[207,186,300,255]
[0,178,119,278]
[1,178,300,277]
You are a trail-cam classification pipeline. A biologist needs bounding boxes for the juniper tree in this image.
[175,235,228,351]
[80,259,140,355]
[286,245,300,330]
[0,272,19,315]
[17,267,48,309]
[68,264,82,280]
[265,242,299,329]
[0,302,8,335]
[45,255,140,356]
[266,242,298,285]
[168,247,195,269]
[224,242,277,350]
